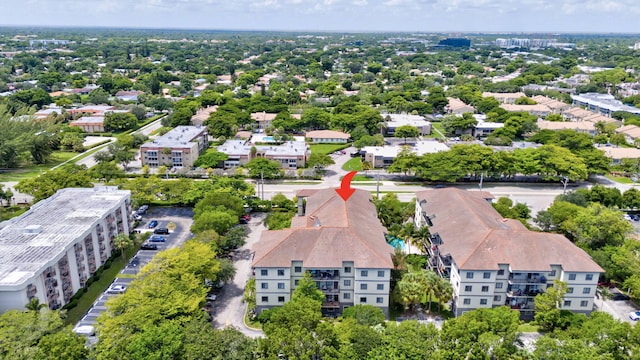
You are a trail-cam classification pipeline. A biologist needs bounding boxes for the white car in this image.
[629,311,640,321]
[73,325,95,336]
[206,294,217,301]
[107,284,127,294]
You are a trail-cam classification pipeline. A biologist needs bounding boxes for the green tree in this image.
[534,280,568,331]
[104,112,138,132]
[191,209,238,235]
[394,125,420,144]
[341,304,385,326]
[113,233,134,262]
[245,158,283,179]
[307,152,335,169]
[15,165,92,202]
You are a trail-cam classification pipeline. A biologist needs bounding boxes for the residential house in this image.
[67,105,116,116]
[597,146,640,165]
[615,125,640,145]
[414,188,603,319]
[500,103,551,117]
[115,90,144,102]
[0,187,132,313]
[531,95,571,113]
[140,126,208,168]
[252,188,394,317]
[69,116,105,133]
[536,119,596,135]
[382,113,432,136]
[305,130,351,143]
[251,112,278,129]
[482,92,526,104]
[446,98,476,115]
[191,106,218,126]
[473,120,504,138]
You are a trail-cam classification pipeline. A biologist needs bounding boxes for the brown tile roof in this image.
[305,130,351,140]
[253,188,394,269]
[416,188,604,273]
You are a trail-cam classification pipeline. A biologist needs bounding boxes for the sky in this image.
[1,0,639,33]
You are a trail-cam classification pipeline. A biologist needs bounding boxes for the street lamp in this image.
[561,176,569,195]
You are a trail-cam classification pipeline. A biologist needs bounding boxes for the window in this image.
[494,295,501,302]
[378,270,385,277]
[261,283,268,289]
[344,280,351,286]
[377,284,384,291]
[586,274,593,281]
[360,284,368,290]
[466,272,474,279]
[483,272,491,279]
[376,297,383,304]
[361,270,368,277]
[344,267,352,273]
[549,270,556,277]
[495,282,503,289]
[278,283,285,289]
[344,293,351,300]
[480,299,488,305]
[568,273,576,281]
[278,296,285,302]
[463,298,471,305]
[497,269,505,276]
[580,300,588,307]
[260,269,268,276]
[360,297,367,303]
[583,288,591,294]
[277,269,285,276]
[294,279,299,286]
[563,300,572,307]
[261,296,268,302]
[567,287,573,293]
[464,285,472,292]
[481,286,489,292]
[294,266,302,273]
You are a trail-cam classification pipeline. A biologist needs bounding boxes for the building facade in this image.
[0,187,132,313]
[252,188,394,317]
[217,139,310,169]
[140,126,208,168]
[305,130,351,143]
[414,188,603,319]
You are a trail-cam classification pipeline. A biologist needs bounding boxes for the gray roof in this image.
[141,126,206,149]
[0,187,130,289]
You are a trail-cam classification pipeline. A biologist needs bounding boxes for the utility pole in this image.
[479,172,484,191]
[260,171,264,201]
[376,172,380,199]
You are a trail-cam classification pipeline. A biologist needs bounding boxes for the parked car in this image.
[239,217,248,224]
[149,235,165,242]
[206,294,217,301]
[632,214,640,221]
[154,227,169,234]
[107,284,127,294]
[612,293,630,301]
[73,325,95,336]
[148,220,158,228]
[624,214,632,221]
[630,311,640,321]
[133,214,142,221]
[140,242,158,250]
[137,205,149,214]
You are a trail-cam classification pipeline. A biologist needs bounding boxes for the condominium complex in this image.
[140,126,208,168]
[415,188,603,319]
[0,187,132,313]
[252,188,394,317]
[571,93,640,117]
[217,139,310,169]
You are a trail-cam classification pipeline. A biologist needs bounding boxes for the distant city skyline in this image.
[2,0,639,34]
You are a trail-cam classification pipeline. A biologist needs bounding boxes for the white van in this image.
[73,325,95,336]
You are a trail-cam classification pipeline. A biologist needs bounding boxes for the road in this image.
[212,213,266,338]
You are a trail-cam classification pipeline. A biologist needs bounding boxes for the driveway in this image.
[596,288,638,324]
[212,213,265,338]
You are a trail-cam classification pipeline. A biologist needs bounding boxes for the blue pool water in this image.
[388,237,406,251]
[262,136,276,142]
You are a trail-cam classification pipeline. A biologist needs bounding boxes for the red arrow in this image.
[336,171,357,201]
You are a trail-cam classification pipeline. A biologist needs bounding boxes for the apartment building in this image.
[0,187,132,313]
[217,139,309,169]
[305,130,351,143]
[446,97,476,115]
[252,188,394,317]
[414,188,603,319]
[571,93,640,117]
[381,113,432,136]
[140,126,208,168]
[482,92,526,104]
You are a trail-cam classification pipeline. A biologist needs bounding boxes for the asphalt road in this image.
[212,213,265,338]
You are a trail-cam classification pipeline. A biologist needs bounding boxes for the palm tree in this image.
[113,233,133,262]
[25,297,46,312]
[377,120,388,136]
[433,277,454,313]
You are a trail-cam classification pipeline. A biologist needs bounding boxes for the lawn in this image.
[342,157,363,171]
[426,122,447,140]
[310,143,350,155]
[64,246,138,325]
[517,323,541,333]
[0,151,78,182]
[605,174,635,184]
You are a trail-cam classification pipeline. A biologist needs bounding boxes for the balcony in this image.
[309,270,340,280]
[322,301,341,308]
[508,273,547,284]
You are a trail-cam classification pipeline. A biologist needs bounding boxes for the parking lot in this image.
[74,207,194,337]
[597,288,639,324]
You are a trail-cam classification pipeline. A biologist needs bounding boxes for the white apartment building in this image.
[0,187,132,313]
[381,113,432,136]
[140,126,208,168]
[415,188,603,319]
[571,93,640,117]
[252,188,394,317]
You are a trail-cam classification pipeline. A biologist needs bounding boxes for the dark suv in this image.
[154,227,169,235]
